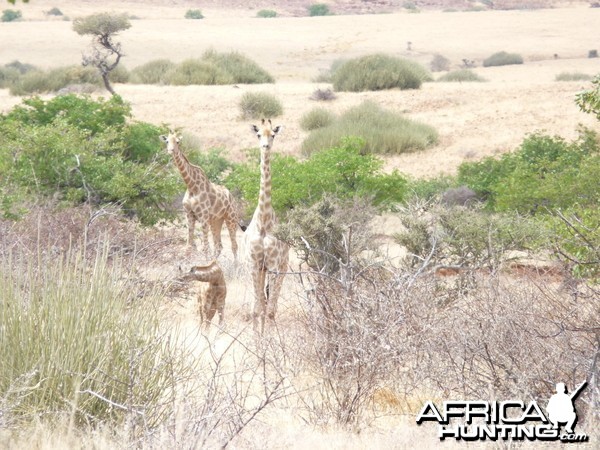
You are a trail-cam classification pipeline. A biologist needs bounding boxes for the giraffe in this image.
[180,261,227,330]
[245,119,289,333]
[160,132,238,260]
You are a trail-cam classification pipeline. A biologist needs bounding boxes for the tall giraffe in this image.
[160,132,238,260]
[245,119,289,333]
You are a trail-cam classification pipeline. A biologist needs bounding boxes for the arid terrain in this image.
[0,1,599,448]
[1,1,599,177]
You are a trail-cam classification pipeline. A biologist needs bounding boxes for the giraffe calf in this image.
[180,261,227,330]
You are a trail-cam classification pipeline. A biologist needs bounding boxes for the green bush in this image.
[576,75,600,121]
[331,54,431,92]
[308,3,331,16]
[458,130,600,213]
[299,107,335,131]
[0,246,195,427]
[132,52,274,86]
[302,101,438,156]
[482,51,524,67]
[202,50,274,84]
[547,204,600,278]
[130,59,176,84]
[395,204,547,270]
[184,9,204,19]
[555,72,593,82]
[6,65,113,95]
[239,91,283,119]
[167,58,233,85]
[1,9,21,22]
[437,69,486,82]
[3,94,128,133]
[446,127,600,278]
[225,137,407,217]
[0,95,179,224]
[257,9,277,18]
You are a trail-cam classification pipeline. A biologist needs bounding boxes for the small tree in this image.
[73,12,131,96]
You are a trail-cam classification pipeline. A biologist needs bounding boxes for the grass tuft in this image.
[555,72,593,82]
[300,107,336,131]
[167,58,233,85]
[0,243,195,428]
[239,91,283,119]
[130,59,176,84]
[331,54,431,92]
[482,51,524,67]
[437,69,486,82]
[301,100,437,155]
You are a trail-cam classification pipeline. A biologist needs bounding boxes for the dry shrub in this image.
[0,204,176,268]
[310,87,337,101]
[430,53,450,72]
[287,202,598,429]
[293,254,598,428]
[403,273,599,422]
[293,225,405,426]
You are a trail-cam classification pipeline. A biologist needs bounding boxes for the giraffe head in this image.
[177,260,219,282]
[159,131,181,155]
[251,119,282,151]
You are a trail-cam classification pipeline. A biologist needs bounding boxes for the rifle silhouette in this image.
[569,381,587,401]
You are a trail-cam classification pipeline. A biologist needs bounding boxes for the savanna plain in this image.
[0,1,599,449]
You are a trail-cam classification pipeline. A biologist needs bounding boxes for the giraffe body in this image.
[180,261,227,330]
[245,120,289,333]
[160,132,238,260]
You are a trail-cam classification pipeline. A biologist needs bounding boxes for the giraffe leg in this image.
[198,293,206,329]
[266,260,287,321]
[199,221,211,259]
[185,210,196,249]
[210,219,224,259]
[205,301,217,331]
[225,217,239,263]
[217,300,224,326]
[252,268,267,334]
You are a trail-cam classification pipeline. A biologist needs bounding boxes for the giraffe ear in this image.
[176,135,182,143]
[272,125,283,135]
[159,135,168,143]
[251,124,259,134]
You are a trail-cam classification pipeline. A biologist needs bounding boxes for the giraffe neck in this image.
[171,145,209,193]
[257,146,274,235]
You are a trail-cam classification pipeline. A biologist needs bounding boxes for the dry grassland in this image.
[1,2,599,176]
[1,1,599,448]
